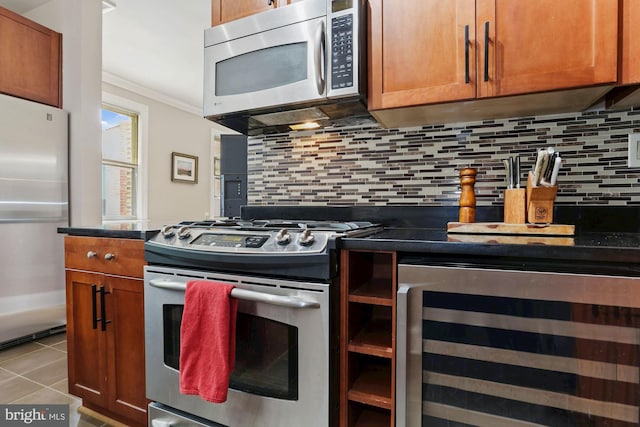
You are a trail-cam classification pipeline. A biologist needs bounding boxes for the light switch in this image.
[629,133,640,167]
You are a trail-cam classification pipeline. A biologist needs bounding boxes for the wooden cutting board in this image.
[447,222,575,236]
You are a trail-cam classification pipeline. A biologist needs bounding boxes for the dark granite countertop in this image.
[57,222,165,240]
[340,227,640,275]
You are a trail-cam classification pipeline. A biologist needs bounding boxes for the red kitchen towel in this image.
[179,280,237,403]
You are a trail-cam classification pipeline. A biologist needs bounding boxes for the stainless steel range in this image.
[143,219,379,427]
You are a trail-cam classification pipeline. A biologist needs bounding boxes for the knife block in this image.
[526,172,557,223]
[503,188,526,224]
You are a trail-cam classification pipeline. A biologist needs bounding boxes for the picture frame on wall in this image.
[171,152,198,183]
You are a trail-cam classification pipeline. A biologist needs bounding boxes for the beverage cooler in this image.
[396,264,640,427]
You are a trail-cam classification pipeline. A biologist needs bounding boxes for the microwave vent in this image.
[253,107,329,127]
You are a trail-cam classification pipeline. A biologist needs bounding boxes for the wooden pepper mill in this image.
[459,167,477,223]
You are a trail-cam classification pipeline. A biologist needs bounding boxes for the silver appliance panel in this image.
[203,0,367,135]
[146,228,330,254]
[145,266,331,427]
[396,264,640,427]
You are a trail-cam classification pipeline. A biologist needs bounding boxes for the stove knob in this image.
[299,229,315,246]
[161,225,175,238]
[275,228,291,245]
[177,226,191,240]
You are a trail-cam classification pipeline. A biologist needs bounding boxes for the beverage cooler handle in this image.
[396,285,411,427]
[149,279,320,309]
[314,21,326,96]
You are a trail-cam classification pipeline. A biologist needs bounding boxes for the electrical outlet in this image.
[629,133,640,167]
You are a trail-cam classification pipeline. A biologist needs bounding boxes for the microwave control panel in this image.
[331,14,354,90]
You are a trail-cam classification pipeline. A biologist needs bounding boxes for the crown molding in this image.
[102,71,202,116]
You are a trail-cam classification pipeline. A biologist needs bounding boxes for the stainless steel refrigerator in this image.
[0,93,68,347]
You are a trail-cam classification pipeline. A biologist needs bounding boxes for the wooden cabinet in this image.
[211,0,304,26]
[340,250,397,427]
[65,236,147,427]
[0,7,62,107]
[618,0,640,85]
[368,0,617,112]
[606,0,640,109]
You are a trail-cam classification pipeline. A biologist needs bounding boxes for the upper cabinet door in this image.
[211,0,277,26]
[477,0,618,98]
[619,0,640,85]
[0,8,61,108]
[368,0,476,110]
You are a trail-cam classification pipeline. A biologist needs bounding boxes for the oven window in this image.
[163,305,299,401]
[215,42,308,96]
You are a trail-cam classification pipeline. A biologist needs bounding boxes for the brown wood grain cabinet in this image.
[211,0,304,26]
[368,0,618,112]
[65,236,148,427]
[0,7,61,107]
[605,0,640,109]
[340,250,396,427]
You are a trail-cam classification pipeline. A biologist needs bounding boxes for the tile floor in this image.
[0,332,113,426]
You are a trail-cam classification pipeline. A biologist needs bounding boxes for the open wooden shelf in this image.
[349,318,393,358]
[348,363,392,409]
[341,249,396,427]
[354,407,391,427]
[349,279,393,305]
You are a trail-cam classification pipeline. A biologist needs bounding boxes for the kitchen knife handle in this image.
[483,22,490,82]
[464,25,470,84]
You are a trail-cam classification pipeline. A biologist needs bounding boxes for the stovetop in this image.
[173,219,377,231]
[144,218,381,280]
[146,218,380,256]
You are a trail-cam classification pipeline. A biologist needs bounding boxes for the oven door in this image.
[203,14,327,118]
[144,266,332,427]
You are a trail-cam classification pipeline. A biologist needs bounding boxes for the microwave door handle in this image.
[148,279,320,309]
[314,20,326,95]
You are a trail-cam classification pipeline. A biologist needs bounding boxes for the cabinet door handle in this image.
[104,253,116,261]
[483,21,490,82]
[98,287,112,331]
[464,25,470,84]
[91,284,98,330]
[87,251,97,259]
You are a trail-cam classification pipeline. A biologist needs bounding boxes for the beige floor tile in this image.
[0,367,14,383]
[0,376,42,403]
[52,341,68,352]
[0,342,42,363]
[11,386,79,405]
[22,357,68,386]
[0,347,66,375]
[50,378,69,394]
[36,332,67,347]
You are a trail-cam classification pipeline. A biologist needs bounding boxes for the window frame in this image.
[101,93,148,223]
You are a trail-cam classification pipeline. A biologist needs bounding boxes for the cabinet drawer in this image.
[64,236,145,278]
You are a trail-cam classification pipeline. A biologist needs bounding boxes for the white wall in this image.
[103,82,221,223]
[26,0,103,226]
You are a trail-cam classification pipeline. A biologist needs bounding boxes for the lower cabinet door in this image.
[66,270,109,408]
[105,276,148,425]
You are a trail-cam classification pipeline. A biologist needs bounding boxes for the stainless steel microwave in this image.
[203,0,371,135]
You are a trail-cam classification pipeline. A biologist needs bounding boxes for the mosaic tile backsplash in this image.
[247,107,640,206]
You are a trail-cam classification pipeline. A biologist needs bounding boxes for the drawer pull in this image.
[104,253,116,261]
[87,251,97,259]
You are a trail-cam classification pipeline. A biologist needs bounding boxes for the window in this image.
[101,105,139,220]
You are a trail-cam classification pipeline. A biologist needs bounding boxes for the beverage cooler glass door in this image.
[397,264,640,427]
[144,267,331,427]
[204,16,326,117]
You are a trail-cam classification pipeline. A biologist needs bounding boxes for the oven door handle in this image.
[148,279,321,309]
